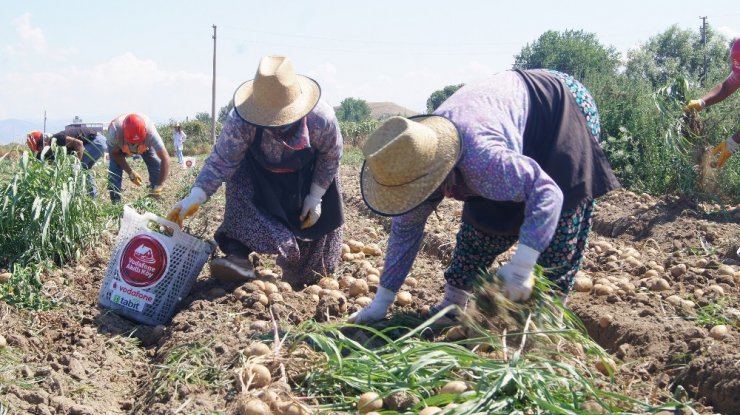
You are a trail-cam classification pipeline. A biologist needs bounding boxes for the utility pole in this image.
[700,16,708,87]
[43,110,47,133]
[211,24,217,145]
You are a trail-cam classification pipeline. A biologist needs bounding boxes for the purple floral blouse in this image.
[381,71,564,292]
[194,100,343,196]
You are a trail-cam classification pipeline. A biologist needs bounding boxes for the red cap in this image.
[26,131,43,152]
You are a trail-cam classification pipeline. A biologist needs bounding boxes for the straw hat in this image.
[233,56,321,127]
[361,116,461,216]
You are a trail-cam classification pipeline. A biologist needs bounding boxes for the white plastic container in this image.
[98,206,213,325]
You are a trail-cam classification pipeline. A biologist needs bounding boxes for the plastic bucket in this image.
[98,205,213,325]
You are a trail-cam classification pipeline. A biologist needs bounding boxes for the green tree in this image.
[624,25,730,88]
[336,97,371,122]
[218,99,234,124]
[195,112,212,124]
[514,30,620,79]
[426,84,464,113]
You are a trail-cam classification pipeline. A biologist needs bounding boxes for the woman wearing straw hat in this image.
[350,69,620,324]
[167,56,344,289]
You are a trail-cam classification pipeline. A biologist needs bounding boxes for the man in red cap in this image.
[687,37,740,168]
[106,113,171,203]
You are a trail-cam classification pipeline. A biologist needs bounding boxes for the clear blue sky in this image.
[1,0,737,125]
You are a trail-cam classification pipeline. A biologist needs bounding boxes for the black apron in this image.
[463,69,620,235]
[247,127,343,241]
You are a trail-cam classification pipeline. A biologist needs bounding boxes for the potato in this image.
[340,243,351,255]
[242,363,271,389]
[257,293,270,307]
[263,282,279,295]
[275,401,311,415]
[338,274,356,289]
[0,272,11,283]
[367,275,380,285]
[446,326,467,341]
[419,407,442,415]
[268,293,284,304]
[362,226,378,238]
[349,279,369,297]
[253,280,266,291]
[357,392,382,413]
[341,252,355,262]
[318,277,339,290]
[234,288,249,300]
[237,398,271,415]
[362,243,382,256]
[355,296,372,307]
[347,239,365,253]
[246,342,271,357]
[277,281,292,293]
[440,380,468,394]
[303,285,322,296]
[595,358,617,376]
[709,325,729,340]
[404,277,418,287]
[396,291,412,306]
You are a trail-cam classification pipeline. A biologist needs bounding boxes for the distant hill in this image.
[367,102,419,119]
[0,119,39,144]
[334,101,420,121]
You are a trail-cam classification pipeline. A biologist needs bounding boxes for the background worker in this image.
[173,123,187,164]
[106,113,171,203]
[686,37,740,167]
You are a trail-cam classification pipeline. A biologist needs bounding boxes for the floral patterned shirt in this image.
[194,100,343,196]
[381,71,565,292]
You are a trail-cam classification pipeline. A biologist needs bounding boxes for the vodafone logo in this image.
[185,159,193,168]
[119,234,168,287]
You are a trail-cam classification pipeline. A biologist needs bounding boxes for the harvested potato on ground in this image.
[357,392,382,413]
[349,279,369,297]
[362,243,382,256]
[303,285,322,296]
[404,277,418,287]
[236,398,271,415]
[595,358,617,376]
[318,277,339,290]
[242,364,272,389]
[419,406,442,415]
[440,380,468,394]
[246,342,271,357]
[355,296,372,307]
[347,240,365,253]
[396,291,412,306]
[276,401,312,415]
[341,243,351,255]
[263,282,279,295]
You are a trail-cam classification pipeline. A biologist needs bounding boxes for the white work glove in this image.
[166,187,207,227]
[348,286,396,324]
[299,183,326,229]
[497,244,539,301]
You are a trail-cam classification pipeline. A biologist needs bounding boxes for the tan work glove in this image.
[166,187,207,227]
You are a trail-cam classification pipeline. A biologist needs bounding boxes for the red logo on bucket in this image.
[119,235,168,287]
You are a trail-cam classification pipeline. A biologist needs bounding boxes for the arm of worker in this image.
[155,147,170,187]
[64,136,85,161]
[691,73,740,110]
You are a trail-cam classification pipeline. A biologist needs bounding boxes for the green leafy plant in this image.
[0,262,57,311]
[0,147,110,268]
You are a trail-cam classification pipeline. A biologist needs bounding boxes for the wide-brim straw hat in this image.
[361,115,461,216]
[234,55,321,127]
